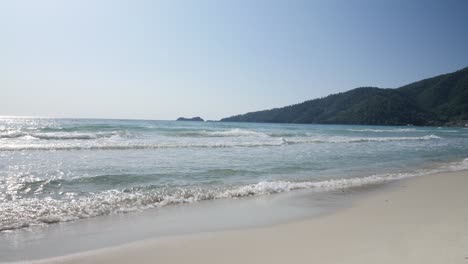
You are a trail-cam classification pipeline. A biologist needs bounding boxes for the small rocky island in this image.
[176,117,204,122]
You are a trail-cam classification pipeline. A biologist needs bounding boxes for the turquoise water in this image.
[1,117,468,232]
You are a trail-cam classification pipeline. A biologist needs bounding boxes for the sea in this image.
[1,117,468,260]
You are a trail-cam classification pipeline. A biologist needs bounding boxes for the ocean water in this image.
[1,117,468,233]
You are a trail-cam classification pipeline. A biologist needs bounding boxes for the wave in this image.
[348,128,460,133]
[2,128,270,140]
[0,176,408,231]
[18,173,159,191]
[0,131,26,139]
[2,157,467,232]
[177,128,269,137]
[40,124,156,133]
[348,128,421,133]
[0,142,285,151]
[0,131,124,140]
[0,135,442,151]
[282,135,441,144]
[176,129,320,138]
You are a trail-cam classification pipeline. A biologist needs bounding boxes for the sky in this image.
[1,0,467,120]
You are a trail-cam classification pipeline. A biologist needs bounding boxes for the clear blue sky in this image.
[1,0,467,120]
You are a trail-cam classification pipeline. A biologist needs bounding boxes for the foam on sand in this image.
[2,158,466,232]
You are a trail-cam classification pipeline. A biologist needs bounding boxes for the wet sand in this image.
[34,170,468,264]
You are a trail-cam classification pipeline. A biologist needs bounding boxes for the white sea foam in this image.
[0,131,123,140]
[1,118,465,234]
[348,128,420,132]
[0,134,442,151]
[0,141,285,151]
[440,158,468,171]
[282,135,441,144]
[348,128,460,133]
[185,128,269,137]
[30,132,122,140]
[0,131,27,139]
[2,157,467,232]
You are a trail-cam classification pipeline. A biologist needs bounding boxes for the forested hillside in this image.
[221,67,468,126]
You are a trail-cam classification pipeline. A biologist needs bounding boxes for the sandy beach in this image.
[32,169,468,264]
[3,1,467,263]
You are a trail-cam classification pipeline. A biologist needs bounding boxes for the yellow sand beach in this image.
[36,170,468,264]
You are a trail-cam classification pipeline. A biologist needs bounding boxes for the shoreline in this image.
[25,169,468,264]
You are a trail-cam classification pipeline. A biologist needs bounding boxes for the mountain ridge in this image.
[220,67,468,126]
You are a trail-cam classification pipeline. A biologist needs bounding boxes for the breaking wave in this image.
[0,142,285,151]
[0,135,441,151]
[281,135,441,144]
[0,131,124,140]
[348,128,421,133]
[348,128,459,133]
[2,157,467,232]
[176,128,269,137]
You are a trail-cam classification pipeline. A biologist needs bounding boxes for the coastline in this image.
[28,169,468,264]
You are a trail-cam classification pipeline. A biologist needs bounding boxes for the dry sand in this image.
[37,170,468,264]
